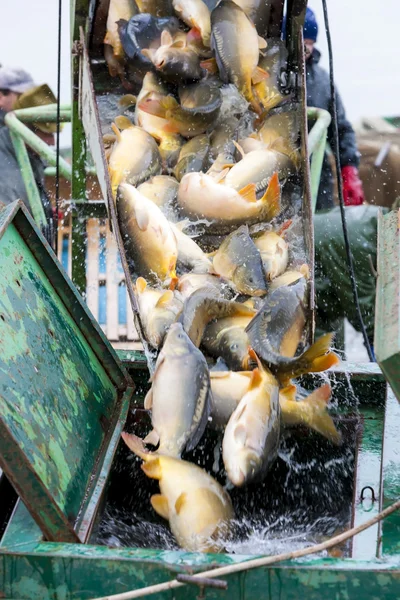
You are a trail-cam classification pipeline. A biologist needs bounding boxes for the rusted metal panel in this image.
[0,201,133,542]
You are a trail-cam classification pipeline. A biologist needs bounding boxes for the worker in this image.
[0,66,57,224]
[284,8,365,210]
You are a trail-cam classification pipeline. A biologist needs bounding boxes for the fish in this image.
[177,272,231,300]
[142,322,212,457]
[209,118,239,161]
[212,225,267,296]
[135,277,183,347]
[202,314,253,370]
[222,352,280,486]
[245,277,340,384]
[232,0,271,37]
[119,14,179,66]
[279,383,342,445]
[224,148,294,192]
[132,73,183,168]
[138,90,219,137]
[170,221,214,273]
[209,0,268,113]
[121,433,234,552]
[135,0,173,16]
[177,171,281,227]
[104,0,137,77]
[174,134,210,182]
[257,110,300,168]
[210,371,251,428]
[116,182,177,284]
[253,40,288,113]
[108,116,162,198]
[210,373,341,444]
[268,264,309,291]
[137,175,179,211]
[172,0,211,47]
[142,31,204,82]
[178,79,222,116]
[180,289,256,347]
[252,230,289,280]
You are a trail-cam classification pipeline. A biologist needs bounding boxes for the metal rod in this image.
[176,574,227,590]
[5,112,72,180]
[8,130,47,229]
[55,0,63,256]
[89,497,400,600]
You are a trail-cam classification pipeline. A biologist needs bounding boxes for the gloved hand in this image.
[341,166,365,206]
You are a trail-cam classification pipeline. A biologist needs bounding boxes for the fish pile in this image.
[103,0,341,554]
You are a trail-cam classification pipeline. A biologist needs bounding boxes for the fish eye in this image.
[231,343,238,350]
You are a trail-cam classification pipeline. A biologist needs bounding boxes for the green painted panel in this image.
[1,549,400,600]
[0,204,132,542]
[381,386,400,555]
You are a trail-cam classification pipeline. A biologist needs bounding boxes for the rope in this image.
[321,0,374,361]
[90,497,400,600]
[54,0,62,255]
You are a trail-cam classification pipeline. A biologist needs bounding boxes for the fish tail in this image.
[260,172,281,220]
[302,384,342,445]
[300,333,340,373]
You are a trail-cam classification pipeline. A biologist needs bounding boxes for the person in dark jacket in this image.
[0,67,55,221]
[302,8,365,210]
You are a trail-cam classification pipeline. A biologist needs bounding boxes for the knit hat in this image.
[282,7,319,42]
[0,67,35,93]
[13,84,61,134]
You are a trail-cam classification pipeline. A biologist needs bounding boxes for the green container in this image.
[0,201,400,599]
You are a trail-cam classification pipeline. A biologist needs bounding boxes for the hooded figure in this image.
[283,8,365,210]
[0,67,57,222]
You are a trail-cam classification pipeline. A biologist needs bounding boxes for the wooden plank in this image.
[375,209,400,401]
[105,225,119,340]
[86,218,99,321]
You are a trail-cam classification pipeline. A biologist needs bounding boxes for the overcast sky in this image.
[1,0,399,147]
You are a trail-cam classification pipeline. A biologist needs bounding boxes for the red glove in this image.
[341,166,365,206]
[52,206,64,222]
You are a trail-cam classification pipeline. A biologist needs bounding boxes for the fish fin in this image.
[241,350,252,370]
[156,290,174,307]
[248,347,262,370]
[309,351,341,373]
[187,26,202,45]
[174,218,191,232]
[277,219,293,236]
[213,167,230,183]
[300,263,310,279]
[248,367,263,390]
[114,115,133,130]
[105,147,113,161]
[144,429,160,447]
[119,94,137,109]
[233,423,247,445]
[252,66,269,84]
[111,122,122,142]
[238,183,257,203]
[200,58,218,74]
[260,172,281,218]
[168,271,178,290]
[303,384,342,445]
[136,277,147,294]
[160,29,174,47]
[121,432,152,460]
[175,492,188,515]
[141,48,157,62]
[161,122,181,134]
[233,140,245,159]
[242,298,255,308]
[258,35,268,50]
[151,494,170,519]
[142,458,162,479]
[135,205,150,231]
[144,388,153,410]
[185,385,212,452]
[103,133,117,145]
[280,384,297,403]
[206,250,217,258]
[300,333,335,366]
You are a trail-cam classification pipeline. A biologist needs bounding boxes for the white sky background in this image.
[0,0,399,148]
